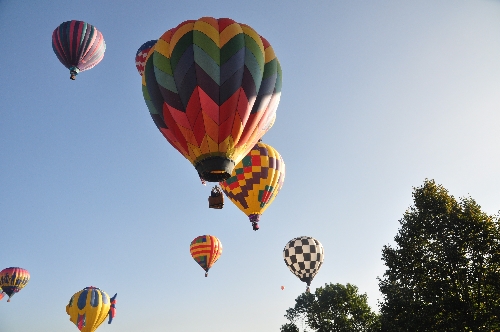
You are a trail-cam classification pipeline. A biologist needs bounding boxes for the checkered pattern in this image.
[283,236,324,286]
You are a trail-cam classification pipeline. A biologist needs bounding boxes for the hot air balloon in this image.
[136,40,157,76]
[219,142,285,230]
[281,285,285,290]
[52,20,106,80]
[0,267,30,302]
[142,39,211,186]
[66,286,117,332]
[144,17,282,182]
[190,235,222,277]
[142,44,184,156]
[283,237,324,292]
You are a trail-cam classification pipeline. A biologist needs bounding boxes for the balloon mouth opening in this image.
[195,157,235,182]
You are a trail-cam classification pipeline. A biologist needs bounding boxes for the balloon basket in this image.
[208,186,224,209]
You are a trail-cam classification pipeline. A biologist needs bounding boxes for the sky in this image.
[1,0,500,331]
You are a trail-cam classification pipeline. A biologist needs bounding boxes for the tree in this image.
[378,179,500,331]
[281,283,380,332]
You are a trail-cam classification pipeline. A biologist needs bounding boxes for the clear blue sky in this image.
[1,1,500,331]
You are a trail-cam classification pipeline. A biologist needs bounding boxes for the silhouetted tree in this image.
[379,179,500,331]
[281,283,380,332]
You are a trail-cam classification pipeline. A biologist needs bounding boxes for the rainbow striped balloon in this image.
[52,20,106,80]
[189,235,223,277]
[0,267,30,302]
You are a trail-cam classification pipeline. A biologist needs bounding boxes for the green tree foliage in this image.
[378,179,500,331]
[281,283,380,332]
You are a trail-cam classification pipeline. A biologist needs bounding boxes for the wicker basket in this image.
[208,186,224,209]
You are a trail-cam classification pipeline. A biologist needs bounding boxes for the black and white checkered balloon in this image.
[283,236,324,290]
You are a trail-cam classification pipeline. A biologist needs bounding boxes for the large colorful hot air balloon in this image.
[144,17,282,182]
[0,267,30,302]
[136,40,157,76]
[189,235,222,277]
[52,20,106,80]
[283,237,324,292]
[220,142,285,230]
[142,44,183,155]
[66,286,117,332]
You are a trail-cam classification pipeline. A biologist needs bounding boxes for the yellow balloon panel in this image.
[66,287,114,332]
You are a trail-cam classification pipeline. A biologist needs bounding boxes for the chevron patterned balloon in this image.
[145,17,282,182]
[142,45,183,155]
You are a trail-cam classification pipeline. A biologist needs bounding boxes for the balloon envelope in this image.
[146,17,282,182]
[283,237,324,291]
[52,20,106,79]
[0,267,30,302]
[66,286,116,332]
[189,235,223,276]
[142,45,184,154]
[136,40,157,76]
[220,142,285,230]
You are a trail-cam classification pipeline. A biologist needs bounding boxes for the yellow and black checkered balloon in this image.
[220,142,285,230]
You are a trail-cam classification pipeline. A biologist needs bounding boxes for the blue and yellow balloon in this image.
[66,286,117,332]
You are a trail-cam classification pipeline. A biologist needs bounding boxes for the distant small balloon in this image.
[52,20,106,80]
[190,235,223,277]
[283,236,324,292]
[135,40,157,76]
[281,286,285,290]
[0,267,30,302]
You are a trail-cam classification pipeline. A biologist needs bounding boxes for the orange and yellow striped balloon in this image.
[189,235,223,277]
